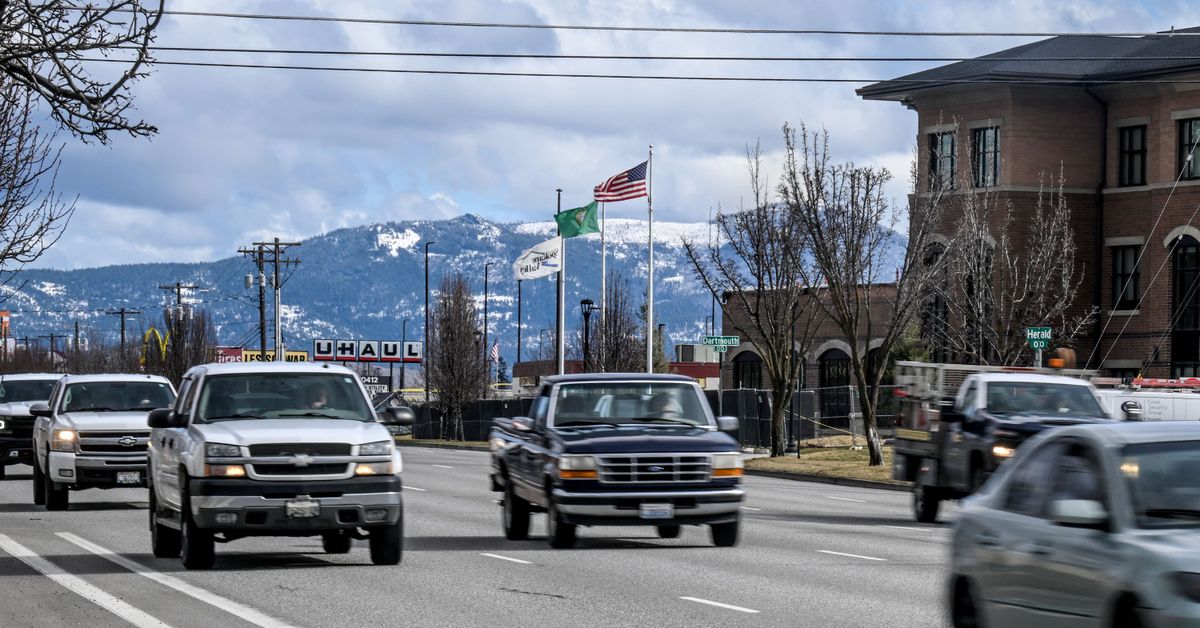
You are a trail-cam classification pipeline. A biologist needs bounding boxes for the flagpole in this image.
[599,201,606,372]
[646,145,654,375]
[556,188,566,375]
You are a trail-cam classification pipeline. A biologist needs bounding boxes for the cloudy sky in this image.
[34,0,1197,268]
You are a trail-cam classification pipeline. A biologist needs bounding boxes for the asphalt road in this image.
[0,448,953,627]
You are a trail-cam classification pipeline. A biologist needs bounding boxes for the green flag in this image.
[555,201,600,238]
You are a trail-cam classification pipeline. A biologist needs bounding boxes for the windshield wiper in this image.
[632,417,697,426]
[555,420,612,427]
[206,413,267,421]
[1144,508,1200,519]
[275,411,348,420]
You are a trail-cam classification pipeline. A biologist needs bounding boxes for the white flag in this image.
[513,236,563,280]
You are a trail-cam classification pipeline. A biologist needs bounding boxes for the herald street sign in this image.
[703,335,740,353]
[1026,327,1052,350]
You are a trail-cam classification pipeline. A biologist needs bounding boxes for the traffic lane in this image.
[0,547,129,628]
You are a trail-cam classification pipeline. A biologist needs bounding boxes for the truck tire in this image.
[322,531,352,554]
[503,484,530,541]
[32,462,45,506]
[149,491,181,558]
[546,499,577,549]
[710,519,739,547]
[44,469,69,511]
[656,525,681,539]
[914,479,941,524]
[180,491,215,570]
[369,509,403,565]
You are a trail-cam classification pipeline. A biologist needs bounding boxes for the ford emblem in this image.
[647,465,666,473]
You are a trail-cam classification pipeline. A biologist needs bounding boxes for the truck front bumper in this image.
[551,487,744,526]
[189,476,403,532]
[48,451,147,488]
[0,435,32,466]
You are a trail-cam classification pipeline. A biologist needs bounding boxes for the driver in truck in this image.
[305,384,329,409]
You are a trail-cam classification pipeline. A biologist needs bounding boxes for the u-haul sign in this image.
[314,339,420,363]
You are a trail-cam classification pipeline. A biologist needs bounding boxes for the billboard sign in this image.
[241,349,309,362]
[313,339,420,363]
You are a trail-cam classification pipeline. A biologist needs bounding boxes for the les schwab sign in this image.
[241,350,309,362]
[312,340,422,363]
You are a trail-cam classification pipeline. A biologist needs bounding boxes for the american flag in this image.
[490,341,499,363]
[594,161,648,202]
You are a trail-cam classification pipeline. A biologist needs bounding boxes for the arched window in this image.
[1173,236,1200,377]
[818,348,851,423]
[732,350,763,389]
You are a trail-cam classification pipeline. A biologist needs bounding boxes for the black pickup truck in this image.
[490,374,744,548]
[0,374,60,480]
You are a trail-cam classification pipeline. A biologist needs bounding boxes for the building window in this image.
[971,127,1000,188]
[928,132,955,191]
[1112,245,1140,310]
[1172,236,1200,377]
[1119,125,1147,187]
[1179,119,1200,180]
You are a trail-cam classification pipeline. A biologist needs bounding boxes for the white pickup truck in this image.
[30,374,176,510]
[146,362,413,570]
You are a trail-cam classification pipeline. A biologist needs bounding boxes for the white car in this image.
[0,373,61,479]
[30,374,176,510]
[146,362,413,570]
[950,421,1200,627]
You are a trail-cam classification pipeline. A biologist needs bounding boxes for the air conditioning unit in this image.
[674,344,717,363]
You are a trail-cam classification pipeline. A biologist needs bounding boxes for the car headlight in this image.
[203,464,246,478]
[355,461,393,476]
[1172,572,1200,602]
[558,455,597,479]
[992,445,1015,459]
[0,418,7,432]
[205,442,241,458]
[712,452,744,477]
[359,440,393,456]
[51,429,76,452]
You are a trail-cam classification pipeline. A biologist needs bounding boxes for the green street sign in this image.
[703,335,740,347]
[1026,326,1052,351]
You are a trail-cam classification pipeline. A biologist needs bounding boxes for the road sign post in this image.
[1026,327,1052,367]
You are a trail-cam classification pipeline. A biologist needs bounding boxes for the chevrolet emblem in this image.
[118,436,138,447]
[290,454,314,467]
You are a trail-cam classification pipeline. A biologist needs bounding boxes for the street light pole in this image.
[580,299,596,370]
[483,261,493,398]
[516,279,523,365]
[401,318,409,393]
[424,241,435,403]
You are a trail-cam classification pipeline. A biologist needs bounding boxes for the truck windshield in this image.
[61,381,175,413]
[986,382,1106,418]
[195,373,373,423]
[551,382,710,428]
[0,379,55,403]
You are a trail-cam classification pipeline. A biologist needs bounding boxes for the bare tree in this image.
[781,124,947,466]
[0,0,163,141]
[684,144,822,457]
[590,271,646,373]
[426,273,487,440]
[140,307,216,385]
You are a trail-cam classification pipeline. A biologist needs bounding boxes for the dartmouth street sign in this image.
[1026,327,1052,351]
[703,335,740,353]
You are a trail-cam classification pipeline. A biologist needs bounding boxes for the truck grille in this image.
[249,443,351,457]
[77,432,149,454]
[596,454,712,484]
[7,417,33,439]
[250,463,349,476]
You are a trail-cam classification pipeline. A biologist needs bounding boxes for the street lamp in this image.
[483,261,494,398]
[400,317,409,393]
[473,329,483,389]
[424,240,435,403]
[580,298,598,370]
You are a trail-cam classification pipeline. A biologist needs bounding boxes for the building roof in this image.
[859,30,1200,101]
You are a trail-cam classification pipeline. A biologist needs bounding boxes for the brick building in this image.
[858,30,1200,378]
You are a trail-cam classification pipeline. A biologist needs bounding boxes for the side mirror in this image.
[383,406,415,426]
[1120,400,1143,421]
[1049,499,1109,529]
[716,416,739,434]
[29,402,51,418]
[147,408,185,429]
[511,417,534,433]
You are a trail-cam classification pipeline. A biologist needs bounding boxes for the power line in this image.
[80,57,1200,84]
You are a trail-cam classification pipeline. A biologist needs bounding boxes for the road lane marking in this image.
[432,464,454,469]
[481,553,531,565]
[402,485,427,492]
[739,506,761,511]
[0,534,170,628]
[679,597,760,614]
[817,550,887,561]
[879,525,934,532]
[56,533,296,628]
[824,496,867,503]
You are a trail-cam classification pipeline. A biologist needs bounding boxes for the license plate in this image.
[639,503,674,520]
[116,471,141,485]
[286,499,320,518]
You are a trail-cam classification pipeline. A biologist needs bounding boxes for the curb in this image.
[744,468,910,492]
[395,441,490,452]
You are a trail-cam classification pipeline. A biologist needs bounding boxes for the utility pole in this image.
[238,244,268,360]
[483,260,493,398]
[107,308,142,349]
[424,241,435,403]
[158,281,198,310]
[243,239,300,361]
[39,333,66,373]
[74,321,80,353]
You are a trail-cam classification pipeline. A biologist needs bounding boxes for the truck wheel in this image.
[44,470,69,511]
[369,509,403,565]
[150,491,182,558]
[502,484,530,541]
[656,525,681,539]
[914,479,941,524]
[546,500,576,549]
[32,463,45,506]
[180,493,215,570]
[710,519,739,547]
[322,531,352,554]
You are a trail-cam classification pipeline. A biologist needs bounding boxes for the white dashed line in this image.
[0,534,169,628]
[403,485,427,492]
[432,464,454,469]
[57,532,296,628]
[680,597,760,614]
[481,553,531,565]
[740,506,762,511]
[817,550,887,561]
[824,496,867,503]
[879,525,934,532]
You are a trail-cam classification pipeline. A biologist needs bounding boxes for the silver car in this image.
[950,421,1200,627]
